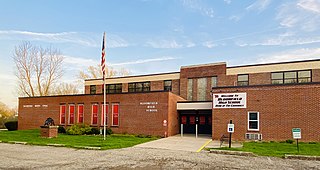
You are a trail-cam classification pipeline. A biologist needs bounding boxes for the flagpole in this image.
[103,32,107,141]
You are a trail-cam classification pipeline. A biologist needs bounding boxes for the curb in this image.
[210,149,256,157]
[285,154,320,161]
[47,143,66,147]
[8,141,27,145]
[74,146,101,150]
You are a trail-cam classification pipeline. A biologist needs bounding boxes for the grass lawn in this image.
[215,141,320,157]
[0,129,159,150]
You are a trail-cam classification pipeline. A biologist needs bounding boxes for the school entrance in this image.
[177,101,212,135]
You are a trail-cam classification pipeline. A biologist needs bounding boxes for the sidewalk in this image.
[134,134,212,152]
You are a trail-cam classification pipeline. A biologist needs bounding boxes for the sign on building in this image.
[292,128,301,139]
[213,93,247,108]
[227,123,234,133]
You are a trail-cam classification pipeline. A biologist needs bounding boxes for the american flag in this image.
[101,32,106,78]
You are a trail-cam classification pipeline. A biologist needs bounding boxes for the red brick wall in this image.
[122,83,128,93]
[172,79,180,95]
[151,81,164,91]
[19,92,181,137]
[212,83,320,141]
[179,63,227,101]
[313,69,320,82]
[167,93,186,136]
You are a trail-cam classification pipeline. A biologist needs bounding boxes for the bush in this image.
[100,128,113,135]
[90,128,100,135]
[66,124,91,135]
[58,126,66,133]
[285,139,294,144]
[4,121,18,131]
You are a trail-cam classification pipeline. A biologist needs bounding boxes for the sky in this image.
[0,0,320,108]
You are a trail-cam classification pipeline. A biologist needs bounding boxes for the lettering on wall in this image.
[213,93,247,108]
[23,104,49,108]
[140,102,158,112]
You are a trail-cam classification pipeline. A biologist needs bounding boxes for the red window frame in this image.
[200,116,206,125]
[69,104,75,124]
[189,116,195,125]
[112,103,119,126]
[91,104,98,125]
[101,104,108,126]
[60,105,66,124]
[181,116,187,124]
[78,104,84,123]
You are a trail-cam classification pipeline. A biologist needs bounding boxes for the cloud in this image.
[277,0,320,32]
[246,0,272,12]
[202,41,217,48]
[110,56,177,66]
[238,35,320,47]
[256,47,320,63]
[146,39,185,49]
[229,15,242,22]
[297,0,320,13]
[63,55,98,70]
[0,30,129,48]
[63,55,177,68]
[224,0,231,4]
[180,0,214,18]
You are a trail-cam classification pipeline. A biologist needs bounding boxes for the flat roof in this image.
[85,59,320,82]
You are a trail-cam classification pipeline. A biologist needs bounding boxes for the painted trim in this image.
[248,111,259,131]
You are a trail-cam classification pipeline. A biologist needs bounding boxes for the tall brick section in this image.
[212,83,320,142]
[19,91,185,137]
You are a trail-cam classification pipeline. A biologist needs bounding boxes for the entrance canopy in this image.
[177,101,212,110]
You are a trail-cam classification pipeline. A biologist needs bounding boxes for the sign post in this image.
[227,120,234,148]
[292,128,301,153]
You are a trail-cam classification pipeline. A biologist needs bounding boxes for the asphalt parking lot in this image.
[1,142,319,169]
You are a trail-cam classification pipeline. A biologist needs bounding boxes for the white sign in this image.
[213,93,247,108]
[140,101,158,112]
[163,120,167,127]
[228,124,234,133]
[292,128,301,139]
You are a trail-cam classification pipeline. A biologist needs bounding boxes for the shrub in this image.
[4,121,18,131]
[135,134,152,138]
[100,128,113,135]
[58,126,66,133]
[66,124,91,135]
[90,128,100,135]
[309,142,317,144]
[285,139,294,144]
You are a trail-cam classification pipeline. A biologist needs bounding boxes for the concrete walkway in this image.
[134,134,243,152]
[134,134,212,152]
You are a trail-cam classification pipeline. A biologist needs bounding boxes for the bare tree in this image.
[52,82,79,95]
[78,64,130,80]
[13,42,64,97]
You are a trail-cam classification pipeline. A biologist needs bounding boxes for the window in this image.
[128,82,150,92]
[284,71,297,84]
[298,70,311,83]
[211,76,217,87]
[248,112,259,131]
[91,104,98,125]
[103,84,122,94]
[237,74,249,86]
[69,104,75,124]
[197,78,207,101]
[112,103,119,126]
[187,79,193,100]
[60,105,66,124]
[101,104,108,126]
[271,70,311,84]
[164,80,172,91]
[78,104,84,123]
[90,85,96,94]
[271,72,283,84]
